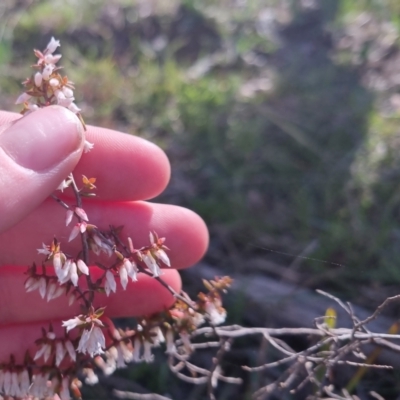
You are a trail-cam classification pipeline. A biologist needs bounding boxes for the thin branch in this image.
[113,390,173,400]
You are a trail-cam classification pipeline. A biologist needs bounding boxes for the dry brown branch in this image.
[113,390,173,400]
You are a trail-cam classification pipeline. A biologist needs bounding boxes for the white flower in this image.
[18,369,30,397]
[68,292,76,306]
[37,243,50,256]
[65,340,76,361]
[205,302,226,325]
[34,72,43,87]
[77,326,105,357]
[143,340,154,363]
[58,259,72,283]
[3,370,11,394]
[58,96,74,107]
[48,376,59,397]
[25,276,41,293]
[15,92,31,104]
[68,222,87,242]
[192,311,205,327]
[9,371,19,397]
[132,337,141,362]
[155,249,171,267]
[57,179,71,191]
[68,102,81,113]
[75,207,89,221]
[42,63,54,80]
[70,261,79,286]
[72,222,87,240]
[77,259,89,275]
[34,342,52,362]
[53,252,63,273]
[142,252,162,277]
[116,341,134,365]
[165,329,176,354]
[84,368,99,385]
[38,277,47,299]
[59,376,71,400]
[46,37,60,54]
[27,103,39,111]
[98,350,117,375]
[55,89,66,100]
[65,209,74,226]
[130,263,138,281]
[83,140,94,153]
[46,281,64,301]
[49,77,59,87]
[119,262,129,290]
[62,316,85,332]
[153,326,165,346]
[105,271,117,296]
[56,341,67,366]
[55,88,74,107]
[63,87,74,98]
[30,372,50,398]
[45,53,62,64]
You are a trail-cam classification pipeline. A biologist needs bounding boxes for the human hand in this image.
[0,106,208,362]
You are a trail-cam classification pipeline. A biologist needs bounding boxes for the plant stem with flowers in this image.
[0,37,230,400]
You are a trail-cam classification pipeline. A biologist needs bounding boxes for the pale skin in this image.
[0,107,209,363]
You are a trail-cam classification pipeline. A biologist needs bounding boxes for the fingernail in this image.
[0,106,83,171]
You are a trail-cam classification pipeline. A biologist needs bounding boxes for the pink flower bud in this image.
[49,77,59,87]
[34,72,43,87]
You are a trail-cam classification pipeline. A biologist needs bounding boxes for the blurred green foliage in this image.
[2,0,400,301]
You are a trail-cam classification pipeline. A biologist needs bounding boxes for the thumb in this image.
[0,106,84,233]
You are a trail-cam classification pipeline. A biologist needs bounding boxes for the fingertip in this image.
[76,126,171,200]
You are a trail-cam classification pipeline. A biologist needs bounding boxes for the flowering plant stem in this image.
[0,37,230,400]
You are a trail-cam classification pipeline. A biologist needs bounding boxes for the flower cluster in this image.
[2,37,232,400]
[16,37,72,111]
[15,37,93,153]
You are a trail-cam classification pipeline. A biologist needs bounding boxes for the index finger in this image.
[0,111,171,201]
